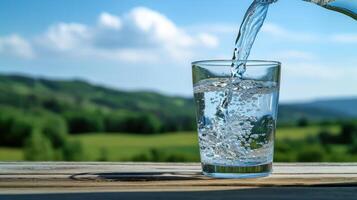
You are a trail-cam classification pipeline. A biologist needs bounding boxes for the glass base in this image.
[202,162,272,179]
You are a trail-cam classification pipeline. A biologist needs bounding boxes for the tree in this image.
[297,145,325,162]
[348,136,357,154]
[40,115,68,148]
[0,107,33,147]
[122,113,162,134]
[340,122,357,144]
[297,117,309,127]
[104,112,127,132]
[24,130,55,161]
[61,140,85,161]
[64,111,104,134]
[318,129,336,145]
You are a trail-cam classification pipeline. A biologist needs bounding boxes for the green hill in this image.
[0,73,355,137]
[0,74,196,136]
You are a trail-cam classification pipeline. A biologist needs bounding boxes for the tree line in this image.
[0,105,196,146]
[275,121,357,162]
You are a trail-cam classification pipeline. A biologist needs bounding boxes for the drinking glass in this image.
[192,60,281,178]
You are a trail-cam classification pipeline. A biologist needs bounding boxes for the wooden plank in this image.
[1,162,357,174]
[0,162,356,199]
[1,187,356,200]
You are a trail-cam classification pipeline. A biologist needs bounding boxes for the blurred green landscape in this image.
[1,74,357,162]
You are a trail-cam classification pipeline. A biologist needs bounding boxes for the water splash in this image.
[215,0,276,130]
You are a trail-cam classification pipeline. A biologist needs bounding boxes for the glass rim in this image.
[191,59,281,67]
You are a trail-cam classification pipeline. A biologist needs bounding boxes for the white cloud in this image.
[330,34,357,43]
[89,48,159,63]
[261,23,318,42]
[0,34,35,59]
[98,12,122,30]
[32,7,219,63]
[197,33,219,48]
[127,7,194,48]
[38,23,90,51]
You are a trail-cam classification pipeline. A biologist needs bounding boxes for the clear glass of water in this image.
[192,60,281,178]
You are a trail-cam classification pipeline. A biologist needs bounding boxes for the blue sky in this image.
[0,0,356,102]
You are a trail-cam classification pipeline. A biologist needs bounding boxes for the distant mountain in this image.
[278,104,351,123]
[0,73,355,130]
[298,98,357,117]
[278,98,357,123]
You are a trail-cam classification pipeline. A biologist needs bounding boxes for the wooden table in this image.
[0,162,356,200]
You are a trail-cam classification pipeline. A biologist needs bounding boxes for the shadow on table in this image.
[70,172,206,181]
[1,187,357,200]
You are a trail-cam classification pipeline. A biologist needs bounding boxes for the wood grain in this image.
[0,162,356,199]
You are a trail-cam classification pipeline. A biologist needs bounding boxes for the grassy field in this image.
[70,125,340,161]
[276,125,339,140]
[0,147,23,161]
[71,132,200,161]
[0,125,340,161]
